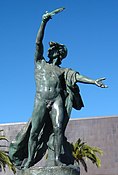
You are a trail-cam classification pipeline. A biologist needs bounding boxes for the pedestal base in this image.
[17,166,80,175]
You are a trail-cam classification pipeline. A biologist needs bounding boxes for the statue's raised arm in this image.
[35,7,65,62]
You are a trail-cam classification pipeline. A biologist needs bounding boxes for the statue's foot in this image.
[22,160,32,169]
[54,159,66,166]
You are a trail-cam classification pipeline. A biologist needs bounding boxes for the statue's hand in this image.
[95,77,108,88]
[42,7,65,22]
[42,11,52,22]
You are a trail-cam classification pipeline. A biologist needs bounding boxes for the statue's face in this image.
[48,46,59,59]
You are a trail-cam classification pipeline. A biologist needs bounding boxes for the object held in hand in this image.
[43,7,65,22]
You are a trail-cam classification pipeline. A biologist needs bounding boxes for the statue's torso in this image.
[35,60,64,100]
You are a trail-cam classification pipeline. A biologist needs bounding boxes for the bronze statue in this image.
[9,8,107,169]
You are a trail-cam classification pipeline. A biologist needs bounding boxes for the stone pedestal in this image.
[17,166,80,175]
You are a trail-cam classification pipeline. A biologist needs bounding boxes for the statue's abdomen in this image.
[35,65,61,100]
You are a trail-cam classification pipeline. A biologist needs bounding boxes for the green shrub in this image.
[71,138,103,172]
[0,130,16,173]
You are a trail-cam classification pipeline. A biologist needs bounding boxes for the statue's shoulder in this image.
[64,67,76,76]
[35,58,46,66]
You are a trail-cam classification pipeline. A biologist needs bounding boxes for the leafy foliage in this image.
[71,138,103,172]
[0,130,16,174]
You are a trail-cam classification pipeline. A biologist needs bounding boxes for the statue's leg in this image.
[23,99,47,168]
[50,95,64,166]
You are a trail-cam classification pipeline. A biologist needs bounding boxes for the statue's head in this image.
[48,41,67,64]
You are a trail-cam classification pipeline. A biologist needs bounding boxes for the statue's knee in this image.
[53,125,62,135]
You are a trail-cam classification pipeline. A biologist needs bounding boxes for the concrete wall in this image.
[0,116,118,175]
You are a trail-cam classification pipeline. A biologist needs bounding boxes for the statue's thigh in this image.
[31,100,47,130]
[51,97,64,128]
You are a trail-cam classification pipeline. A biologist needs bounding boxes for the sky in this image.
[0,0,118,124]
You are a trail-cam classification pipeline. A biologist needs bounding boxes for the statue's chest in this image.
[35,63,63,80]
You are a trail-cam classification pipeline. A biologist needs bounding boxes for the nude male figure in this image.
[21,8,107,168]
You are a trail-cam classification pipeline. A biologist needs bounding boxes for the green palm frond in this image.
[72,138,103,172]
[79,158,87,172]
[91,146,103,155]
[0,150,16,173]
[0,136,8,141]
[0,130,16,174]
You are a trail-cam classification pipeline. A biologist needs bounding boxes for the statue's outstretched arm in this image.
[35,7,65,62]
[76,73,108,88]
